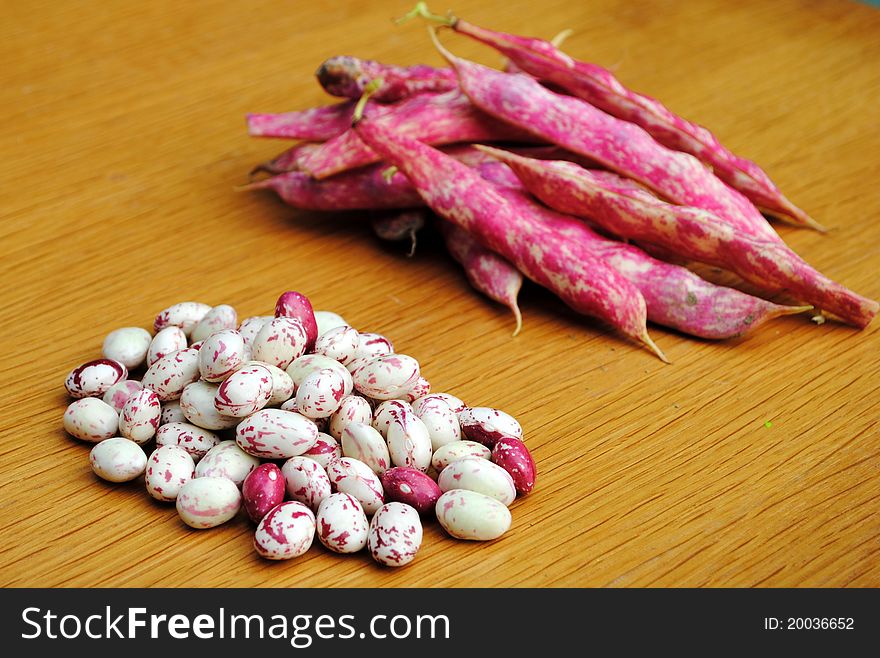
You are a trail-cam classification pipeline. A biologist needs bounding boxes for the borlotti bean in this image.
[159,400,186,425]
[197,329,246,382]
[302,432,342,468]
[155,422,220,462]
[313,325,359,365]
[141,347,199,402]
[118,388,161,444]
[65,359,128,399]
[147,326,188,366]
[274,291,319,351]
[413,395,461,451]
[368,502,423,567]
[213,363,273,417]
[252,317,309,369]
[180,381,239,430]
[286,354,353,393]
[238,316,273,348]
[235,408,319,459]
[191,304,238,343]
[63,398,119,442]
[295,367,347,419]
[195,440,260,487]
[436,489,512,541]
[326,457,385,515]
[146,445,196,501]
[176,476,241,529]
[353,354,420,400]
[344,356,371,376]
[381,467,442,515]
[313,310,347,338]
[421,392,467,415]
[458,407,523,447]
[341,422,391,474]
[254,501,316,560]
[255,363,295,406]
[431,440,491,472]
[102,380,144,413]
[102,327,152,370]
[372,400,412,438]
[387,408,433,472]
[281,456,332,511]
[328,395,373,439]
[89,438,147,482]
[438,457,517,506]
[242,463,286,523]
[316,493,370,553]
[492,437,536,495]
[153,301,212,336]
[352,332,394,361]
[403,376,431,403]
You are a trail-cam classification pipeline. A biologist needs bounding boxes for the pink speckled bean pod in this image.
[480,148,876,328]
[242,463,286,523]
[368,502,423,567]
[300,90,535,180]
[254,501,316,560]
[351,114,665,360]
[317,56,458,102]
[492,437,536,496]
[316,492,370,554]
[371,209,427,258]
[380,467,442,515]
[249,142,323,179]
[65,358,128,399]
[439,220,524,335]
[247,100,356,140]
[274,291,318,352]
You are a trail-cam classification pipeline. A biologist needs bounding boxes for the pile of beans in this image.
[62,290,536,566]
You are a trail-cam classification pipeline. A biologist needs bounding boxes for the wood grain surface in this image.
[1,0,878,588]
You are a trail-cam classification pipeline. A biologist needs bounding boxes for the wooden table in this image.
[2,0,878,588]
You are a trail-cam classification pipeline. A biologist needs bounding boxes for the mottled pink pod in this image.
[431,440,491,472]
[437,457,516,506]
[214,363,273,417]
[313,325,360,366]
[64,359,128,399]
[402,376,431,403]
[459,407,523,448]
[238,316,273,348]
[372,400,413,438]
[353,354,420,400]
[353,332,395,362]
[254,502,316,560]
[155,422,220,462]
[153,302,212,337]
[101,327,152,370]
[197,329,246,382]
[371,209,427,257]
[387,410,433,472]
[414,392,467,415]
[63,398,118,442]
[281,456,332,512]
[326,457,385,515]
[242,463,286,523]
[195,440,260,487]
[191,304,238,343]
[303,432,343,469]
[247,100,357,140]
[367,502,423,567]
[492,437,536,495]
[329,395,374,440]
[315,492,370,554]
[235,409,319,459]
[413,395,460,451]
[176,477,241,529]
[341,422,391,474]
[380,467,442,516]
[435,489,511,541]
[317,56,458,102]
[180,381,239,431]
[159,400,186,425]
[118,388,161,444]
[295,367,348,419]
[252,317,309,370]
[102,379,144,413]
[89,438,147,483]
[145,445,195,501]
[273,291,318,352]
[147,327,187,366]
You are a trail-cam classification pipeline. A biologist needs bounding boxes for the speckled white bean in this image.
[65,359,128,399]
[458,407,524,448]
[431,440,491,472]
[352,332,394,361]
[197,329,246,382]
[341,422,390,474]
[213,363,273,417]
[402,376,431,403]
[295,368,347,419]
[176,476,241,529]
[252,317,308,369]
[368,502,422,567]
[159,400,186,425]
[238,316,273,347]
[328,395,373,440]
[281,456,332,511]
[155,422,220,462]
[302,432,342,469]
[141,347,200,401]
[89,438,147,482]
[313,325,360,365]
[102,380,144,413]
[285,354,353,394]
[414,396,460,451]
[145,445,196,501]
[353,354,420,400]
[153,301,212,336]
[344,356,372,375]
[435,489,512,541]
[118,388,161,444]
[371,400,412,438]
[191,304,238,343]
[316,493,369,553]
[195,440,259,487]
[253,501,316,560]
[63,398,119,442]
[147,326,188,366]
[386,409,432,472]
[180,381,239,430]
[326,457,384,515]
[102,327,152,369]
[253,362,295,406]
[314,310,347,337]
[414,392,467,415]
[235,408,318,459]
[437,457,516,506]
